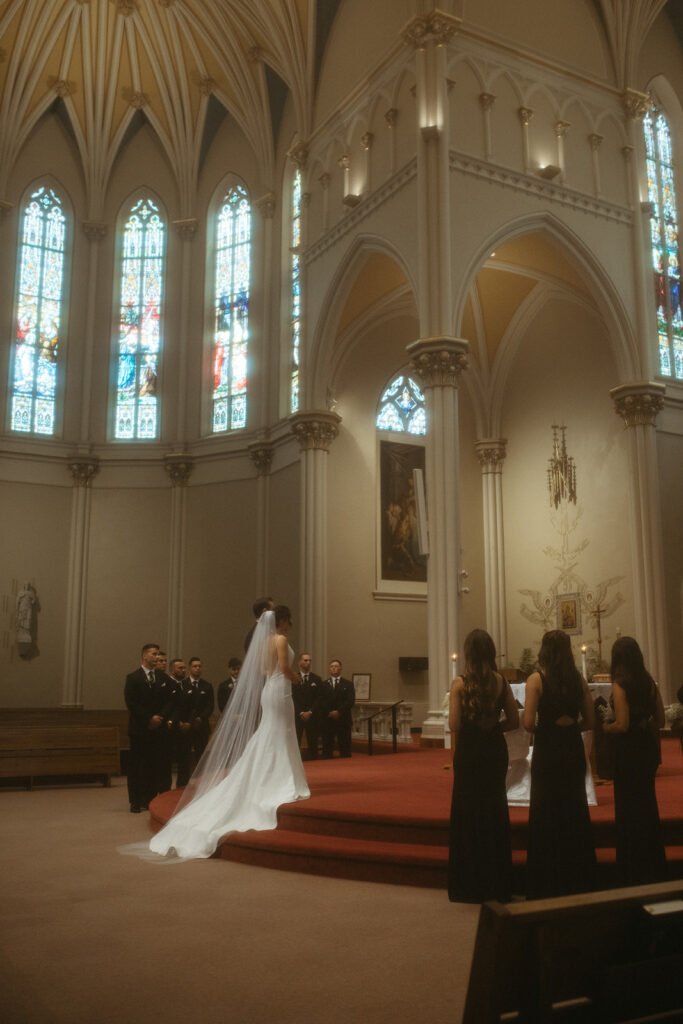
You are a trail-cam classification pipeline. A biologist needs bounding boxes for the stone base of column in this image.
[419,710,447,746]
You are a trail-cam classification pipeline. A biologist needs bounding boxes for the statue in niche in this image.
[16,581,38,659]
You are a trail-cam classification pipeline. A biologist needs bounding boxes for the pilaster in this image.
[164,452,193,657]
[474,439,508,661]
[248,439,274,593]
[171,218,198,444]
[79,221,108,443]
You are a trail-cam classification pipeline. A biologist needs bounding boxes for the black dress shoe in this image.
[130,804,142,813]
[141,803,149,810]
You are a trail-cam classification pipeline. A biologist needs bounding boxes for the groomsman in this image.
[124,642,162,812]
[218,657,242,712]
[175,657,214,786]
[321,659,355,759]
[293,652,323,760]
[153,650,179,794]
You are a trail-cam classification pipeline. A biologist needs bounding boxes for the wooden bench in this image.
[0,725,120,788]
[0,708,129,754]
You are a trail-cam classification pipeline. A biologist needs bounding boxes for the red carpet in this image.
[149,737,683,889]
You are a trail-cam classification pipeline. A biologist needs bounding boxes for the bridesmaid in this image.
[603,636,667,886]
[448,629,519,903]
[524,630,596,899]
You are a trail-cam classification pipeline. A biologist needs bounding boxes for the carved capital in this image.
[164,452,193,486]
[475,438,507,472]
[361,132,374,151]
[610,382,665,427]
[337,153,350,171]
[53,79,75,98]
[68,455,99,487]
[288,140,308,169]
[621,144,635,161]
[318,172,331,190]
[554,120,571,139]
[248,44,263,64]
[255,192,276,219]
[384,107,398,128]
[125,90,147,109]
[479,92,496,112]
[406,337,469,388]
[402,10,462,49]
[622,88,650,121]
[116,0,137,16]
[290,411,341,452]
[588,132,603,151]
[172,217,198,239]
[82,220,107,241]
[518,107,534,127]
[248,440,274,476]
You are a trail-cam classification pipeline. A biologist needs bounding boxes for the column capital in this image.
[67,454,99,487]
[407,337,469,387]
[255,192,276,219]
[475,438,508,471]
[164,451,194,486]
[554,120,571,139]
[518,106,534,127]
[610,381,665,427]
[361,131,374,151]
[82,220,107,241]
[172,218,198,240]
[479,92,496,111]
[401,9,462,49]
[290,411,341,451]
[384,107,398,127]
[288,140,309,169]
[622,88,650,121]
[248,439,274,475]
[588,132,604,151]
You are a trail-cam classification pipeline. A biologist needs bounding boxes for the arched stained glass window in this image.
[290,169,302,413]
[115,197,165,439]
[644,100,682,378]
[11,185,66,435]
[377,374,426,435]
[212,184,250,432]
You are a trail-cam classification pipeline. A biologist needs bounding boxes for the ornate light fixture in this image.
[547,424,576,508]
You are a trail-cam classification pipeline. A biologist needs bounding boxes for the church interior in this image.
[1,1,682,1020]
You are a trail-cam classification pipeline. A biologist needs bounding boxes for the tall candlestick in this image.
[451,652,458,682]
[581,644,587,679]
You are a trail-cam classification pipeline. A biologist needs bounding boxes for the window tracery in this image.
[212,184,250,432]
[290,169,302,414]
[376,374,426,435]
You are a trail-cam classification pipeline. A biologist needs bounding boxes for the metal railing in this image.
[356,700,404,755]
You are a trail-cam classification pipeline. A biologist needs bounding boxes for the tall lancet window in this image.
[376,374,426,435]
[290,169,302,413]
[115,197,165,439]
[644,100,682,378]
[11,185,67,435]
[212,184,251,432]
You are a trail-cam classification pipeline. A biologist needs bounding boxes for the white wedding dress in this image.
[148,638,310,861]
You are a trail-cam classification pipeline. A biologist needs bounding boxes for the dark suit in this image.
[292,672,323,760]
[217,676,238,713]
[153,672,180,793]
[174,678,214,787]
[320,676,355,758]
[124,666,163,808]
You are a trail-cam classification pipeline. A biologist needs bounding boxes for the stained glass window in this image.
[115,197,165,439]
[212,184,250,432]
[11,186,66,435]
[644,100,682,379]
[376,374,426,435]
[290,169,302,413]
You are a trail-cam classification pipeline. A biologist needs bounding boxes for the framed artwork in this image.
[379,441,427,583]
[556,593,581,635]
[352,673,371,701]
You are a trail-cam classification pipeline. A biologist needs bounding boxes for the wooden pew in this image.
[0,725,120,788]
[0,708,129,755]
[463,880,683,1023]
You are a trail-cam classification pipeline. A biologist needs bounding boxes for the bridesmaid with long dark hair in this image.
[448,629,519,903]
[524,630,596,899]
[603,636,667,885]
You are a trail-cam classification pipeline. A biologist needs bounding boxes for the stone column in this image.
[610,381,670,699]
[554,120,571,182]
[164,453,193,658]
[290,411,341,662]
[588,133,603,198]
[254,194,276,424]
[248,439,274,594]
[80,221,108,443]
[171,218,198,442]
[518,107,534,172]
[475,439,508,662]
[479,93,496,160]
[61,454,99,707]
[361,132,374,194]
[407,339,469,742]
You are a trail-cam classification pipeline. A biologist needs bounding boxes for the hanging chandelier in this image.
[547,424,577,508]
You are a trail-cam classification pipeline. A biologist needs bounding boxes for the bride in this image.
[148,605,310,860]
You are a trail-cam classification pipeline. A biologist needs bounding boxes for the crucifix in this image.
[591,603,606,667]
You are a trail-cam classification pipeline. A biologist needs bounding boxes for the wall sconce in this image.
[342,193,361,208]
[420,124,440,141]
[537,164,561,180]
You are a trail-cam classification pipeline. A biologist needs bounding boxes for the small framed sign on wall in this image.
[352,674,371,701]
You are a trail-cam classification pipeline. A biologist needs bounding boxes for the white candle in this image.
[581,644,587,679]
[451,652,458,682]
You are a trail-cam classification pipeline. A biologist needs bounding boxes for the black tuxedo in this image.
[217,676,238,713]
[320,676,355,758]
[153,672,180,793]
[124,666,164,808]
[175,678,214,786]
[292,672,323,760]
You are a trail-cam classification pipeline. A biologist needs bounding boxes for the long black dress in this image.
[613,680,667,886]
[526,674,596,899]
[448,680,511,903]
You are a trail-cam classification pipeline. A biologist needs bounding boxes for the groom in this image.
[244,596,274,652]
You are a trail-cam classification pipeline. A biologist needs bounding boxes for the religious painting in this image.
[380,441,427,583]
[556,593,581,635]
[352,674,371,701]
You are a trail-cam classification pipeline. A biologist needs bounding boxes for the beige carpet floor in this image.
[1,777,479,1024]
